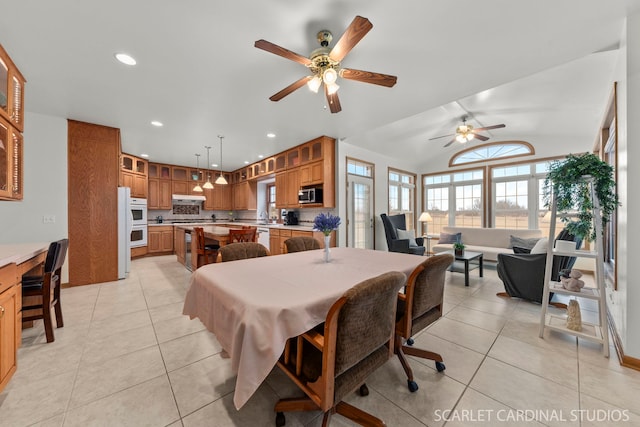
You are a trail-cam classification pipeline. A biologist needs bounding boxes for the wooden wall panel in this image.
[67,120,120,286]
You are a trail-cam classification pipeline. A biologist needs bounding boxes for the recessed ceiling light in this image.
[258,155,264,159]
[267,133,276,138]
[115,53,137,66]
[244,161,249,164]
[140,153,149,158]
[151,120,163,127]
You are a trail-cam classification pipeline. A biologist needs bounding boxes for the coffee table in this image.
[443,250,483,286]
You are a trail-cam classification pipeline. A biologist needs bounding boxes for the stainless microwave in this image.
[298,187,322,204]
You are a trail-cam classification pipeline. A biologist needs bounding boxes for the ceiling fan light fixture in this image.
[322,67,338,84]
[307,76,322,93]
[326,82,340,95]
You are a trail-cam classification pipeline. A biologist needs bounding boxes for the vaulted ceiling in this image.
[0,0,638,171]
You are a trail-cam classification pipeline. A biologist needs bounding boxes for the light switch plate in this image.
[42,215,56,223]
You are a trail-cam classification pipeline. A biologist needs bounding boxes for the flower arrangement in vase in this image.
[313,212,341,262]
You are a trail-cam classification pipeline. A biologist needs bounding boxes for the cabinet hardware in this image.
[0,305,5,318]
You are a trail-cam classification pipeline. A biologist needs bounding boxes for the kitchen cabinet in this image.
[148,178,172,209]
[174,227,186,265]
[0,263,18,392]
[0,44,26,133]
[148,163,171,180]
[300,139,323,164]
[286,147,300,169]
[232,180,257,210]
[0,117,22,200]
[274,153,286,172]
[172,180,190,195]
[148,226,174,253]
[269,228,335,255]
[285,168,300,207]
[299,160,323,186]
[120,154,148,198]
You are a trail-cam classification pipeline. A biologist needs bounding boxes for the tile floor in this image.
[1,255,639,427]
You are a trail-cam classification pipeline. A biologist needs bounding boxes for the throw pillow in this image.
[530,237,549,254]
[508,235,541,249]
[438,232,461,244]
[512,246,532,254]
[396,228,418,247]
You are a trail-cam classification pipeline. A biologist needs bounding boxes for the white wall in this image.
[336,140,420,250]
[0,112,68,279]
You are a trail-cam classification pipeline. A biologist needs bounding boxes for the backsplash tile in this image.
[173,205,199,215]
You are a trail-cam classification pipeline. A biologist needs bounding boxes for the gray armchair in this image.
[497,229,582,304]
[380,213,425,255]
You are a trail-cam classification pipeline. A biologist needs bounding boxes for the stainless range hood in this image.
[172,194,206,204]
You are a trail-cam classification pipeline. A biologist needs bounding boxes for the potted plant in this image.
[453,242,465,256]
[544,153,619,241]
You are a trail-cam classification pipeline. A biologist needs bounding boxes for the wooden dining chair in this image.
[228,227,257,243]
[395,253,454,392]
[21,238,68,343]
[283,236,321,253]
[217,242,270,262]
[194,227,219,268]
[274,271,406,427]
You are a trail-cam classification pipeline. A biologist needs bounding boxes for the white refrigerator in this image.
[117,187,132,278]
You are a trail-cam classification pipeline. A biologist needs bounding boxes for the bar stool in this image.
[194,227,219,268]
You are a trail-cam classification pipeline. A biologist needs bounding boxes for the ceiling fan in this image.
[254,16,397,113]
[429,116,506,147]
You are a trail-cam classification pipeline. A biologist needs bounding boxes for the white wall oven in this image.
[130,198,147,247]
[131,225,148,248]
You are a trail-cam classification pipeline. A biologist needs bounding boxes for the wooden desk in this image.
[0,243,48,392]
[183,247,423,409]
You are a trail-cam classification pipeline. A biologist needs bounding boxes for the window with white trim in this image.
[389,169,415,229]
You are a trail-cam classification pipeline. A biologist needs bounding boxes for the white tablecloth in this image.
[183,247,423,409]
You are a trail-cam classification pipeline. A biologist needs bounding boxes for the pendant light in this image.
[192,154,203,192]
[215,135,228,185]
[202,145,214,189]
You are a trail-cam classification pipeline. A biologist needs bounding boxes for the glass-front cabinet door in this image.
[0,116,21,200]
[0,57,8,122]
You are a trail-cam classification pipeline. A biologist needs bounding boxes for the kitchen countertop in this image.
[0,243,49,268]
[148,221,315,231]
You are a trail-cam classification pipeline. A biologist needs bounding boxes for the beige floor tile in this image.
[579,392,640,426]
[87,308,151,339]
[90,294,149,322]
[0,370,75,426]
[28,414,65,427]
[427,317,499,354]
[153,313,207,343]
[181,383,289,427]
[63,375,180,427]
[488,335,579,390]
[446,388,547,427]
[148,301,187,324]
[168,353,236,416]
[470,357,580,427]
[12,339,84,384]
[143,286,187,309]
[445,305,508,333]
[160,329,223,372]
[501,317,578,355]
[459,294,519,316]
[579,361,640,415]
[81,324,158,365]
[70,346,166,408]
[405,331,485,385]
[365,356,466,427]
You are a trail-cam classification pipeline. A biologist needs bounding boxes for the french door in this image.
[347,175,374,249]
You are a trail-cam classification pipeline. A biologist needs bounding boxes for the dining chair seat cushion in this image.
[219,242,269,262]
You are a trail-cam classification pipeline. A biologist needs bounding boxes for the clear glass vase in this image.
[323,235,331,263]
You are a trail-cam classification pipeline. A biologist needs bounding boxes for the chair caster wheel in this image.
[406,337,414,346]
[407,380,419,392]
[276,412,285,426]
[435,361,446,372]
[359,384,369,396]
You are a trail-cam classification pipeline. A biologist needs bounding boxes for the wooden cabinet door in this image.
[269,230,280,255]
[121,171,133,190]
[133,174,147,198]
[174,228,185,265]
[148,178,160,209]
[161,230,174,252]
[148,230,161,252]
[172,181,189,195]
[0,284,18,391]
[285,168,299,207]
[299,161,324,186]
[159,180,171,209]
[275,172,286,209]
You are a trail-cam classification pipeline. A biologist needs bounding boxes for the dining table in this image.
[182,247,425,409]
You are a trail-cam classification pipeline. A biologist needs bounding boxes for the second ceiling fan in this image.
[429,116,506,147]
[254,16,397,113]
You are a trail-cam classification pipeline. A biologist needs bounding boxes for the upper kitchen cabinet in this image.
[0,116,22,201]
[120,154,147,198]
[0,44,25,133]
[300,138,323,164]
[148,163,171,180]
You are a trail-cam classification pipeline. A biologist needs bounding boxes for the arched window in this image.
[449,141,534,167]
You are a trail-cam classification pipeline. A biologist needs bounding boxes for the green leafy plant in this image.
[544,153,619,240]
[453,242,465,251]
